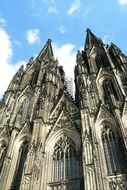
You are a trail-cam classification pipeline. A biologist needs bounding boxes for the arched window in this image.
[20,99,30,122]
[95,56,110,72]
[108,80,119,100]
[53,136,79,181]
[102,82,110,103]
[109,50,123,71]
[95,56,103,71]
[0,144,6,173]
[102,79,120,102]
[30,70,39,87]
[101,126,126,175]
[51,136,80,190]
[11,141,28,190]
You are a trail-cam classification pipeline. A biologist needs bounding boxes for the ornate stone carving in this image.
[23,173,31,184]
[1,30,127,190]
[108,176,127,190]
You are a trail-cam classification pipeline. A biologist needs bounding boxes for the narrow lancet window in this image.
[51,136,80,189]
[0,144,6,173]
[21,99,30,122]
[102,126,126,175]
[30,70,39,86]
[11,142,28,190]
[102,79,120,102]
[95,55,110,72]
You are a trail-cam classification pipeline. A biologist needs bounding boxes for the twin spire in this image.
[85,28,102,50]
[37,28,107,65]
[37,29,101,61]
[37,38,54,61]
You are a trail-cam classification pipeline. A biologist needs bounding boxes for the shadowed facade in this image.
[0,30,127,190]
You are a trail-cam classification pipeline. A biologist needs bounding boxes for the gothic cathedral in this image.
[0,29,127,190]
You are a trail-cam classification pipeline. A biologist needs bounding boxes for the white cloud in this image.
[0,28,26,99]
[51,0,56,3]
[81,9,91,18]
[42,0,56,3]
[0,18,6,26]
[119,0,127,5]
[58,26,66,34]
[102,34,109,44]
[53,43,76,79]
[14,40,22,46]
[30,0,37,8]
[27,29,40,44]
[79,46,84,51]
[0,29,77,98]
[14,60,27,70]
[102,34,113,44]
[68,0,80,15]
[48,7,58,14]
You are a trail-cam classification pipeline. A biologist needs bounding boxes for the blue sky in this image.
[0,0,127,98]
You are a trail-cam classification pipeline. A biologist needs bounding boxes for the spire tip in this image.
[47,39,52,43]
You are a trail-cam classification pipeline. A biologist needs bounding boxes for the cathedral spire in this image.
[37,38,54,61]
[85,28,100,50]
[1,32,127,190]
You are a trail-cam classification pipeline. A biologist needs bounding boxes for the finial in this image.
[19,65,24,70]
[86,28,91,33]
[29,57,34,63]
[47,39,52,43]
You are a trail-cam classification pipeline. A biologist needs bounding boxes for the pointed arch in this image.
[52,135,79,182]
[16,95,31,123]
[20,99,30,122]
[0,140,7,173]
[11,91,33,125]
[109,49,123,71]
[46,129,82,190]
[95,55,103,71]
[102,79,120,101]
[30,69,39,87]
[11,141,29,190]
[3,133,31,190]
[9,133,31,190]
[95,55,110,72]
[101,126,126,175]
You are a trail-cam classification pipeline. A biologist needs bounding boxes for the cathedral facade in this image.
[0,29,127,190]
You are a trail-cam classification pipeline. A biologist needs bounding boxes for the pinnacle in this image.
[47,38,52,43]
[86,28,91,33]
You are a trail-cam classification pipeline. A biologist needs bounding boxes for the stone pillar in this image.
[81,110,97,190]
[0,128,18,190]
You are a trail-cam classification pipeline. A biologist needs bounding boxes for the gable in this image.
[95,105,116,125]
[46,93,80,139]
[96,67,113,85]
[49,92,79,120]
[46,109,80,140]
[37,39,53,62]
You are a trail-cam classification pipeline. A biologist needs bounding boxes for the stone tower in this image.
[0,30,127,190]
